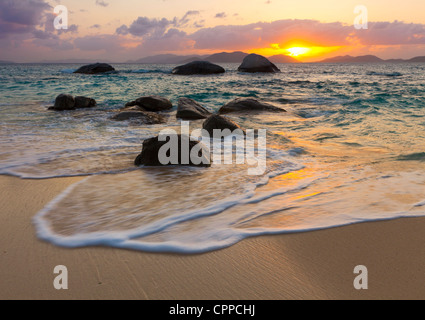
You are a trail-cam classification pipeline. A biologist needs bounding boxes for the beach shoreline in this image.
[0,174,424,300]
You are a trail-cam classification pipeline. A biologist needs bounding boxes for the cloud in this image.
[138,28,194,53]
[193,20,205,28]
[74,34,127,52]
[116,17,173,37]
[188,20,359,51]
[116,11,202,38]
[33,12,78,39]
[215,12,227,19]
[179,10,200,27]
[350,21,425,45]
[95,0,109,7]
[109,17,425,59]
[32,37,74,50]
[0,0,51,38]
[3,9,425,62]
[187,18,425,53]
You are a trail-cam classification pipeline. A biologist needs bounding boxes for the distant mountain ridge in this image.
[127,51,301,64]
[205,51,249,63]
[5,53,425,64]
[129,52,425,65]
[128,54,207,64]
[268,54,301,63]
[318,55,425,63]
[38,59,113,64]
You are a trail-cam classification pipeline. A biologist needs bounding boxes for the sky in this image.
[1,0,425,62]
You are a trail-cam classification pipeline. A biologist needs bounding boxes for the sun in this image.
[286,47,311,57]
[250,43,343,61]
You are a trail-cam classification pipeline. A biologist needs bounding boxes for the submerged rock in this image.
[202,114,245,136]
[237,54,280,73]
[120,105,146,112]
[177,98,211,120]
[135,135,211,167]
[52,93,75,110]
[172,61,225,75]
[125,96,172,112]
[74,63,115,74]
[74,96,96,109]
[111,111,166,124]
[219,98,286,114]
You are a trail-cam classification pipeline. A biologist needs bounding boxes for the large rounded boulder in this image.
[237,54,280,73]
[135,135,211,167]
[52,94,75,110]
[177,98,211,120]
[74,63,115,74]
[172,61,225,75]
[219,98,286,114]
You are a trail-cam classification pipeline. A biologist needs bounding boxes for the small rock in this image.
[177,98,211,120]
[74,96,96,109]
[172,61,225,75]
[219,98,286,114]
[202,114,245,136]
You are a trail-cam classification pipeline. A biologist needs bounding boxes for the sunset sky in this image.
[1,0,425,62]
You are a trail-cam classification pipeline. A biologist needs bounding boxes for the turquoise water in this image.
[1,63,425,253]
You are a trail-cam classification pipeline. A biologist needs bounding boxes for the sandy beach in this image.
[0,174,424,300]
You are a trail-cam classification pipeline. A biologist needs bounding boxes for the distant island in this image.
[38,59,113,64]
[126,52,301,64]
[317,55,425,63]
[127,52,425,64]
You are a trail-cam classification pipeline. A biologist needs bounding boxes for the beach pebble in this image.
[135,135,211,167]
[218,98,286,114]
[125,96,172,112]
[74,63,115,74]
[172,61,225,75]
[238,54,280,73]
[177,97,212,120]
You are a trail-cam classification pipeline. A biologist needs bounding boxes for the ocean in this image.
[1,62,424,253]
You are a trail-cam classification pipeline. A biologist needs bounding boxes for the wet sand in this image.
[0,175,424,300]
